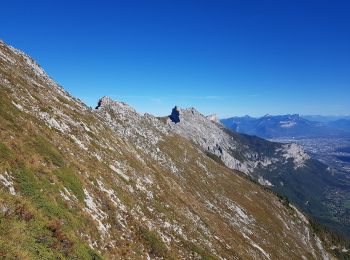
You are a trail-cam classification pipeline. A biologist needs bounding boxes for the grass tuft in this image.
[32,136,65,167]
[139,227,170,258]
[55,167,84,202]
[0,142,11,161]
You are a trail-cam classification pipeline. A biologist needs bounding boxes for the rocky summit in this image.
[0,39,347,259]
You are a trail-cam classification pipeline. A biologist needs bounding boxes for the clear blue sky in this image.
[1,0,349,117]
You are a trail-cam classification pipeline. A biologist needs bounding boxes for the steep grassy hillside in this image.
[0,39,342,259]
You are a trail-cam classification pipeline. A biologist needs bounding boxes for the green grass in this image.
[55,167,84,202]
[14,167,66,218]
[0,87,17,118]
[190,244,217,260]
[0,193,102,259]
[181,238,218,260]
[56,95,77,108]
[0,142,11,161]
[139,227,171,258]
[1,166,101,259]
[32,136,65,167]
[204,151,225,166]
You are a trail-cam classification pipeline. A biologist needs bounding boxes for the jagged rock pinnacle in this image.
[96,96,113,109]
[169,106,180,123]
[95,96,136,113]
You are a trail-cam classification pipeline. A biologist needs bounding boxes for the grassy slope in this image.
[0,40,343,259]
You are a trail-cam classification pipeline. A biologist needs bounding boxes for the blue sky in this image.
[1,0,349,117]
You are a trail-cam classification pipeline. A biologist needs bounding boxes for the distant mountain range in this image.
[221,114,350,139]
[303,115,350,123]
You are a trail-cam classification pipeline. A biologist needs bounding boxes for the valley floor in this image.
[270,136,350,175]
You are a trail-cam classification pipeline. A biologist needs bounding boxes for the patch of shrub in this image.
[191,245,217,260]
[309,217,350,259]
[139,227,169,258]
[181,239,218,260]
[15,204,34,222]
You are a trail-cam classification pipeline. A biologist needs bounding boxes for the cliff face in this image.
[0,40,334,259]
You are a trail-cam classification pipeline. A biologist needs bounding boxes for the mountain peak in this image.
[95,96,114,108]
[95,96,136,114]
[169,106,204,124]
[286,114,300,119]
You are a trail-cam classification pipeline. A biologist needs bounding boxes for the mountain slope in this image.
[302,115,350,124]
[0,39,338,259]
[328,119,350,132]
[166,106,350,240]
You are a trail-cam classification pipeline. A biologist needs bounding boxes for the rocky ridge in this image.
[167,106,309,174]
[166,106,350,239]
